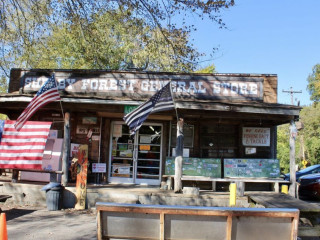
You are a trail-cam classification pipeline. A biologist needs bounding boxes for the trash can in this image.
[41,182,63,211]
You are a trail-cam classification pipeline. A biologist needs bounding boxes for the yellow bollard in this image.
[281,185,288,194]
[229,183,236,206]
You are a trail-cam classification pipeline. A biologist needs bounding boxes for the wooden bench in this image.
[163,175,289,196]
[11,169,63,183]
[96,202,299,240]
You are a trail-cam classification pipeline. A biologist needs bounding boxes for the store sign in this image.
[242,127,270,146]
[124,105,138,115]
[21,73,264,101]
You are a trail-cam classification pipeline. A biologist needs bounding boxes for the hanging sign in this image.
[242,127,270,146]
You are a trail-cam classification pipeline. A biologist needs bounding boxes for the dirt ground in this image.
[1,204,97,240]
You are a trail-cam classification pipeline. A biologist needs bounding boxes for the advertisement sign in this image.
[92,163,106,173]
[242,127,270,146]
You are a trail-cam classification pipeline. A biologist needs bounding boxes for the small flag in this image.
[124,82,175,135]
[0,120,52,170]
[14,74,60,131]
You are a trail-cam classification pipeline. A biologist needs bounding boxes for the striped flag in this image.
[0,120,52,170]
[124,82,175,135]
[14,74,60,131]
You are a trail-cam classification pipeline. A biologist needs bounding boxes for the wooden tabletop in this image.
[248,193,320,212]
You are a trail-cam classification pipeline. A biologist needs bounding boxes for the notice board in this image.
[165,157,221,178]
[224,158,280,178]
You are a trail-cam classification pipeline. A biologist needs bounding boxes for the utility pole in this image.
[282,87,302,105]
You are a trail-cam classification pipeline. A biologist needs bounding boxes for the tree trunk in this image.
[289,120,297,197]
[174,118,184,193]
[61,112,70,186]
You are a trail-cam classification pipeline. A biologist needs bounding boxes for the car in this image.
[283,164,320,181]
[298,173,320,200]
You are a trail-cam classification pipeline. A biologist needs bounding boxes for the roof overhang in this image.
[0,95,301,124]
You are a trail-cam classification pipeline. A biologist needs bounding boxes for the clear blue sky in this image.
[191,0,319,106]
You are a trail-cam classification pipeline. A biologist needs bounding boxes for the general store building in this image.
[0,69,301,188]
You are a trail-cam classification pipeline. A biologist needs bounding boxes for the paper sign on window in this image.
[242,127,270,146]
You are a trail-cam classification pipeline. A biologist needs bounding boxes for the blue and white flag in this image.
[123,82,175,135]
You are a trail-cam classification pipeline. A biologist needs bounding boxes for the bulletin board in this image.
[224,158,280,178]
[165,157,221,178]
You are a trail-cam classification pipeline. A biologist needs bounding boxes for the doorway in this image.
[108,121,163,185]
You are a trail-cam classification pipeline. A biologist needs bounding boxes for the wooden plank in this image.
[97,112,173,120]
[226,214,232,240]
[97,210,102,240]
[61,112,70,186]
[159,213,165,240]
[291,213,299,240]
[249,193,320,212]
[180,176,289,183]
[298,226,320,237]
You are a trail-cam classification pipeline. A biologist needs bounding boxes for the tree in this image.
[307,64,320,102]
[0,1,234,78]
[0,76,7,93]
[195,64,216,73]
[299,104,320,166]
[277,123,302,173]
[17,9,202,72]
[277,124,290,173]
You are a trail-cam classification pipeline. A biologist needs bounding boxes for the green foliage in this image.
[195,64,216,73]
[277,124,290,173]
[0,0,234,80]
[0,114,9,120]
[277,123,302,173]
[278,104,320,173]
[0,76,7,93]
[22,10,201,72]
[307,64,320,102]
[299,104,320,166]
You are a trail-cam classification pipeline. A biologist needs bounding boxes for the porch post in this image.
[174,118,184,193]
[289,120,297,197]
[61,112,70,186]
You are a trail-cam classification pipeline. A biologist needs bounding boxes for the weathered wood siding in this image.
[263,75,277,103]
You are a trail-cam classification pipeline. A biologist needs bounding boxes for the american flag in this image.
[14,74,60,131]
[124,82,175,135]
[0,120,52,169]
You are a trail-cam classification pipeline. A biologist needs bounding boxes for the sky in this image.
[190,0,320,106]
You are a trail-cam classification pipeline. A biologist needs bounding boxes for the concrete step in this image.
[0,181,252,209]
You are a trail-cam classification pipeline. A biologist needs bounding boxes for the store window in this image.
[170,124,194,157]
[200,123,238,158]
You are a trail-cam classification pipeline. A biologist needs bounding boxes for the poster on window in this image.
[92,163,106,173]
[242,127,270,146]
[113,124,122,137]
[112,164,130,177]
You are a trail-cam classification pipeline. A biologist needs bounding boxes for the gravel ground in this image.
[1,204,97,240]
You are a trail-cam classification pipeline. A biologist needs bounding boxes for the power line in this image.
[282,87,302,105]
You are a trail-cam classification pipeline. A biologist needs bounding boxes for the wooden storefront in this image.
[0,69,300,187]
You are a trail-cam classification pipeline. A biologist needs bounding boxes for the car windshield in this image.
[298,165,319,174]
